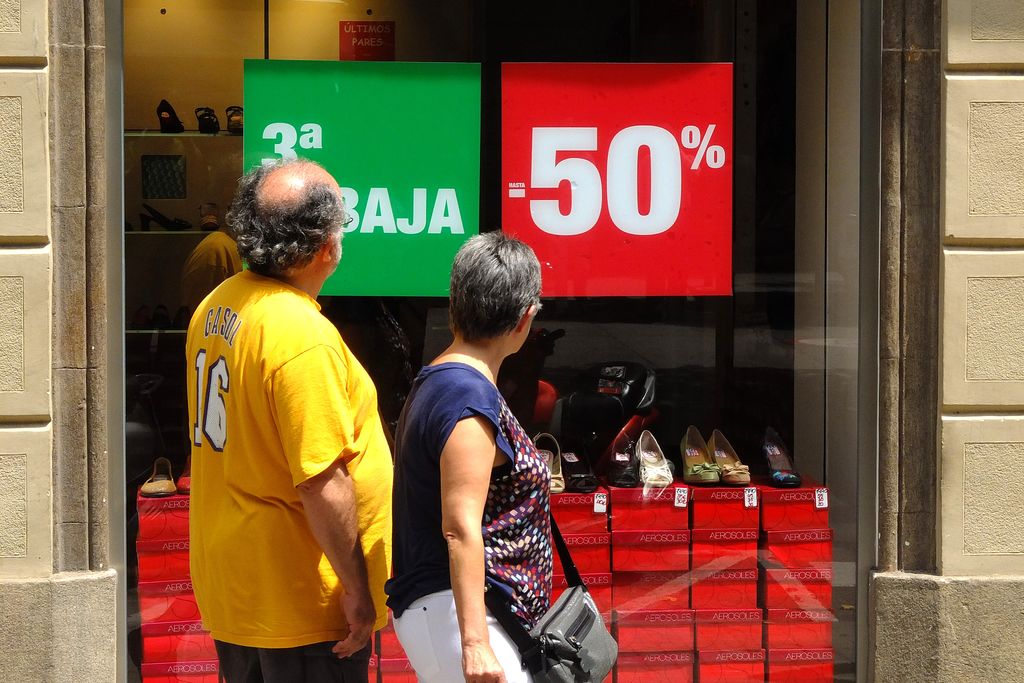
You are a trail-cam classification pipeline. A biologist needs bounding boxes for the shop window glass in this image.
[123,2,858,681]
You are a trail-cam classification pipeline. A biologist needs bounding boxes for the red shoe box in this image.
[379,657,417,682]
[552,533,610,574]
[142,633,216,664]
[763,567,832,610]
[608,484,690,530]
[137,538,191,582]
[759,484,829,531]
[615,651,694,683]
[137,493,191,542]
[140,660,218,682]
[764,609,833,649]
[139,579,201,624]
[690,487,759,529]
[690,528,758,572]
[551,488,609,533]
[611,530,690,572]
[377,617,403,658]
[690,569,758,608]
[141,620,213,663]
[766,648,834,682]
[614,609,694,653]
[612,571,690,610]
[697,650,765,683]
[694,609,763,651]
[552,573,612,613]
[762,528,833,568]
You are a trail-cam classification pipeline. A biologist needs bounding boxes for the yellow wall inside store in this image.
[124,0,471,132]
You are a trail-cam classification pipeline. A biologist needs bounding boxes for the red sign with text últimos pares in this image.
[502,63,733,297]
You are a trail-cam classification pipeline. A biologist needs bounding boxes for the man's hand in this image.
[331,586,376,659]
[462,641,507,683]
[297,460,376,660]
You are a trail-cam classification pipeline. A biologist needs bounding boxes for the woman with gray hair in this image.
[386,232,552,683]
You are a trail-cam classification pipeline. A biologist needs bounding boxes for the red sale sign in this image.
[502,63,733,297]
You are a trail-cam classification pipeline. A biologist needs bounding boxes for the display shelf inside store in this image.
[125,329,187,334]
[124,130,242,138]
[125,229,207,235]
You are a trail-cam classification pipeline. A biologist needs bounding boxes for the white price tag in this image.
[614,452,630,462]
[563,453,579,463]
[743,487,758,508]
[673,486,689,509]
[815,488,829,509]
[593,492,608,513]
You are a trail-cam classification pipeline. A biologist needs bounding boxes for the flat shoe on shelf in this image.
[637,430,673,488]
[681,425,720,485]
[140,456,177,498]
[560,443,599,494]
[707,429,751,486]
[533,433,565,494]
[176,455,192,495]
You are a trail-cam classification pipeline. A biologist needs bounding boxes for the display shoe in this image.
[141,203,191,231]
[226,105,243,135]
[707,430,752,486]
[156,99,185,133]
[172,305,191,329]
[195,106,220,134]
[682,426,720,485]
[606,428,640,488]
[533,433,565,494]
[763,427,802,487]
[560,442,599,493]
[198,202,220,231]
[637,430,673,488]
[140,457,177,497]
[176,455,192,495]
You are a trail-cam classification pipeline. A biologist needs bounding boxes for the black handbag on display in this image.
[485,515,617,682]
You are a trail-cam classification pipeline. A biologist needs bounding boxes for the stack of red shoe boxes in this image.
[376,611,411,682]
[608,484,694,682]
[550,487,613,615]
[136,492,218,682]
[690,486,764,682]
[759,482,834,682]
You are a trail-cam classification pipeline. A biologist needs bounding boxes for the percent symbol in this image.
[681,124,726,170]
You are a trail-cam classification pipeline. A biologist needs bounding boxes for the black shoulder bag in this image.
[484,514,617,682]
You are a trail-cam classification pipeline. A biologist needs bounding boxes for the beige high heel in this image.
[707,430,751,485]
[533,433,565,494]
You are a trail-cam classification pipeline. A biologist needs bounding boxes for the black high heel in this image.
[156,99,184,133]
[195,106,220,134]
[226,105,243,135]
[141,203,191,231]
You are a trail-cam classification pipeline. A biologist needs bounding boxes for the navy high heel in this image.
[762,427,802,488]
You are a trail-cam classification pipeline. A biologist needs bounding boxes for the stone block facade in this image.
[0,0,116,680]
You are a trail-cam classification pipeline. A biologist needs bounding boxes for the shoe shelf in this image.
[126,329,187,335]
[124,130,242,138]
[125,230,207,235]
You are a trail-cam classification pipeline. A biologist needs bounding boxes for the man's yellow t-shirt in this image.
[186,270,393,648]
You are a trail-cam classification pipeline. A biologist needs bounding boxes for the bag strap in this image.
[484,587,544,672]
[483,510,586,672]
[549,512,584,588]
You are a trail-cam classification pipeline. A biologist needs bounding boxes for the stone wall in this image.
[874,0,1024,680]
[0,0,116,680]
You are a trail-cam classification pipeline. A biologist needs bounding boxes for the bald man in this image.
[185,159,393,682]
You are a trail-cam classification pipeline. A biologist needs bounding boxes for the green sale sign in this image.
[243,60,481,296]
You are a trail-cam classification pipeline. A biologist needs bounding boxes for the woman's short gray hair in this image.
[449,232,542,342]
[227,159,348,276]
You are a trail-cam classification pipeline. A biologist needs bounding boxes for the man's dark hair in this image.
[227,159,347,276]
[449,232,542,342]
